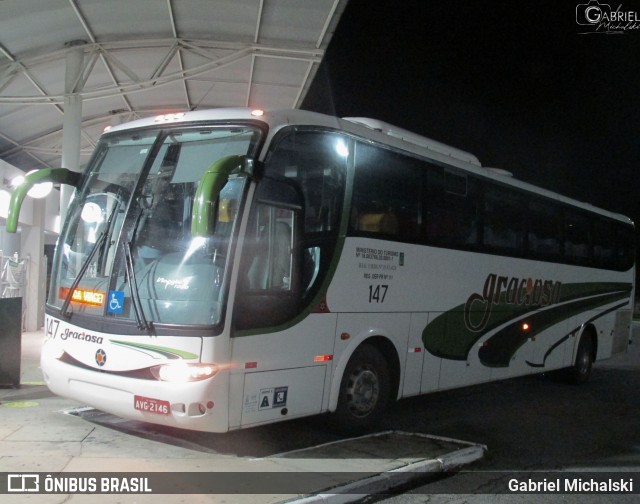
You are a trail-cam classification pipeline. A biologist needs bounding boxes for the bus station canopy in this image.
[0,0,347,173]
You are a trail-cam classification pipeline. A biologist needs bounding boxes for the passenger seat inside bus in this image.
[247,221,292,290]
[357,211,399,235]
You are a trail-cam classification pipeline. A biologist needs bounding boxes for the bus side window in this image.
[483,185,524,254]
[564,210,591,264]
[616,224,635,271]
[528,200,562,260]
[425,167,479,248]
[244,205,294,291]
[350,141,423,242]
[235,177,303,332]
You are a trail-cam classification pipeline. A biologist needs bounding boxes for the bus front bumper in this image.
[41,350,230,433]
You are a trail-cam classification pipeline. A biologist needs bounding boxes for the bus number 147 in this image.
[368,285,388,303]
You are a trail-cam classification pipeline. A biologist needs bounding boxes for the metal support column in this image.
[20,41,86,331]
[60,40,86,224]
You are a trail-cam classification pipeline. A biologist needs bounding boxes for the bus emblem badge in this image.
[95,349,107,367]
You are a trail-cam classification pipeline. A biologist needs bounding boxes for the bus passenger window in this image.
[527,200,562,259]
[425,167,479,248]
[615,224,635,271]
[483,186,524,254]
[564,211,591,264]
[350,141,422,242]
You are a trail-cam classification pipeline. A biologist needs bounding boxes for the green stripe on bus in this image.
[422,282,632,362]
[109,340,199,360]
[478,292,630,367]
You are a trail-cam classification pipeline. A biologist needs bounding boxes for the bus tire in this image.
[565,332,595,385]
[331,344,390,433]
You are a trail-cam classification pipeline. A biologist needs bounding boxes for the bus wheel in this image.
[566,333,594,385]
[332,344,390,432]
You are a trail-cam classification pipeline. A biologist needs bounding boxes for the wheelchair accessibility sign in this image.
[258,386,288,410]
[107,290,125,314]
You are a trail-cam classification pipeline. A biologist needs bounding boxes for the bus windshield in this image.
[48,125,261,328]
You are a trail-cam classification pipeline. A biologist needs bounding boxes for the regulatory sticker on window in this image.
[134,395,170,415]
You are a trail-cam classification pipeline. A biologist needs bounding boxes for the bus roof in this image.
[103,107,633,225]
[342,117,481,166]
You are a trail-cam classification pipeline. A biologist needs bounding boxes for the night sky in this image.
[303,0,640,229]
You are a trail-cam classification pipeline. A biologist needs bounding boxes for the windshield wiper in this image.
[61,195,123,318]
[123,241,152,332]
[61,231,107,318]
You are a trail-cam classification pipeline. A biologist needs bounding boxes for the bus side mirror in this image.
[191,155,254,237]
[6,168,81,233]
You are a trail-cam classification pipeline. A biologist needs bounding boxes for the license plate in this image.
[134,395,170,415]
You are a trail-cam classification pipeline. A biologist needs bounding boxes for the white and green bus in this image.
[7,108,635,432]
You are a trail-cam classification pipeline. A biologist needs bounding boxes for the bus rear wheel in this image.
[565,332,595,385]
[331,344,390,433]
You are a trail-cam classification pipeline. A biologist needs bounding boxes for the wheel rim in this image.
[578,344,591,376]
[345,365,379,418]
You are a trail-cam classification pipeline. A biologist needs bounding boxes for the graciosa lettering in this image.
[464,273,562,332]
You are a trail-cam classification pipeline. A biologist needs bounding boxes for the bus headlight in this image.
[150,362,218,382]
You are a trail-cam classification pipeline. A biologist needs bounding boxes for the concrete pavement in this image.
[0,330,485,503]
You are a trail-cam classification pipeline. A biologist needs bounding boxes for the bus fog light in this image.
[150,363,218,382]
